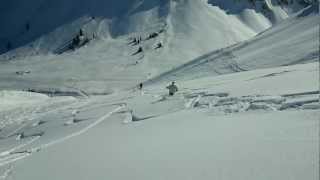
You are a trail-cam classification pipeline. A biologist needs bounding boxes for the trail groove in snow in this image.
[0,105,123,168]
[37,105,123,150]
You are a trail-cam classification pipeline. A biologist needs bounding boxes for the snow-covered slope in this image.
[146,4,319,83]
[0,0,311,56]
[0,1,318,179]
[0,62,318,180]
[0,0,317,94]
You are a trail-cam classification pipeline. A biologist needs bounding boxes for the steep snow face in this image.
[145,5,319,84]
[0,0,311,55]
[163,0,261,65]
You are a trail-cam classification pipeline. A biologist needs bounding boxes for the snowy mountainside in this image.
[0,0,312,55]
[0,1,318,179]
[0,0,316,94]
[145,4,319,84]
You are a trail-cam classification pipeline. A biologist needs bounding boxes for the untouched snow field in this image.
[0,0,318,179]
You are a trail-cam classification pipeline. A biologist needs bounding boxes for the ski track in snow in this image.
[0,136,40,157]
[0,98,79,138]
[38,105,123,150]
[0,105,124,168]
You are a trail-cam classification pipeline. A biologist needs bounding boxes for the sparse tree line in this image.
[129,27,166,57]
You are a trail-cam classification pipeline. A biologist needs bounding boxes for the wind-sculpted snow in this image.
[182,91,319,113]
[125,89,319,123]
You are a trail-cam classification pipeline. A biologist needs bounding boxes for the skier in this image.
[166,81,178,96]
[138,83,143,90]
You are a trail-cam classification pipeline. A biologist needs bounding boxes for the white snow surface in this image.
[0,2,318,95]
[1,0,307,55]
[0,62,318,180]
[0,91,48,111]
[0,0,319,179]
